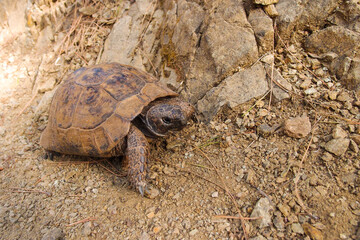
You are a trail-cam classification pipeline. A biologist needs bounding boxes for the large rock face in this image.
[100,0,273,121]
[99,0,360,120]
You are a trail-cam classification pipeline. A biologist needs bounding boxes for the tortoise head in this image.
[144,98,195,137]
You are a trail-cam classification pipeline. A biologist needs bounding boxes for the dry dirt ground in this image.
[1,16,360,240]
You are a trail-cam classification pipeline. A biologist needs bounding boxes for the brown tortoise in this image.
[40,62,194,196]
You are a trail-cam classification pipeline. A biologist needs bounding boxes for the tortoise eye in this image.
[162,117,171,124]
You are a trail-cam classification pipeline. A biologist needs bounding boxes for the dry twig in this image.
[293,117,321,220]
[10,187,52,197]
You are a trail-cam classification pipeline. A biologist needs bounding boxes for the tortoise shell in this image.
[40,63,178,157]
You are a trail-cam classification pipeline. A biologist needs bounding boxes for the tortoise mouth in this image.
[145,117,167,137]
[132,116,166,138]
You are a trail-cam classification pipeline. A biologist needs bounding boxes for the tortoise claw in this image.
[137,183,149,197]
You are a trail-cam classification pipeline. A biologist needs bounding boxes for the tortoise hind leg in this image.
[124,125,150,196]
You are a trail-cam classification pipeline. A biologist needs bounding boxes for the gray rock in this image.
[304,87,318,95]
[250,197,274,228]
[101,0,157,69]
[197,62,268,120]
[291,223,304,234]
[284,115,312,138]
[171,0,205,57]
[341,58,360,91]
[41,227,65,240]
[145,187,160,199]
[205,7,258,77]
[248,8,274,55]
[273,211,285,231]
[305,26,360,59]
[277,0,341,40]
[211,191,219,198]
[332,125,348,139]
[264,64,291,101]
[324,138,350,156]
[349,139,359,153]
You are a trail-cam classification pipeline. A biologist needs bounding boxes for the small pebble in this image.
[291,223,304,234]
[304,87,318,95]
[153,226,161,234]
[189,229,199,236]
[211,191,219,198]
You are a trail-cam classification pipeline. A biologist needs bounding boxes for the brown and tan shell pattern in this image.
[40,63,177,157]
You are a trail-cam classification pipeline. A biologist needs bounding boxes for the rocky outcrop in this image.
[276,0,360,93]
[100,0,277,120]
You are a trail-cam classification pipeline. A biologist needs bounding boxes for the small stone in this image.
[332,125,348,139]
[145,187,160,199]
[273,211,285,231]
[172,192,180,200]
[79,6,97,16]
[314,68,325,77]
[261,54,274,65]
[82,222,92,236]
[263,4,279,17]
[337,91,352,102]
[251,198,274,228]
[351,134,360,145]
[38,77,56,93]
[284,115,312,138]
[291,223,304,234]
[315,186,327,196]
[278,203,291,217]
[153,226,161,234]
[258,108,268,117]
[309,175,319,186]
[349,139,359,153]
[304,87,318,95]
[257,124,273,137]
[329,212,336,217]
[218,222,230,231]
[147,212,155,219]
[41,227,65,240]
[321,152,333,161]
[211,191,219,198]
[324,138,350,156]
[300,79,312,89]
[288,68,297,75]
[303,223,324,240]
[339,233,347,239]
[189,229,199,236]
[342,172,357,185]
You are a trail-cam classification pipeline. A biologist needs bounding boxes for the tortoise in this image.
[40,62,194,195]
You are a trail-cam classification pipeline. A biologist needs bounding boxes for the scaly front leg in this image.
[124,124,149,196]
